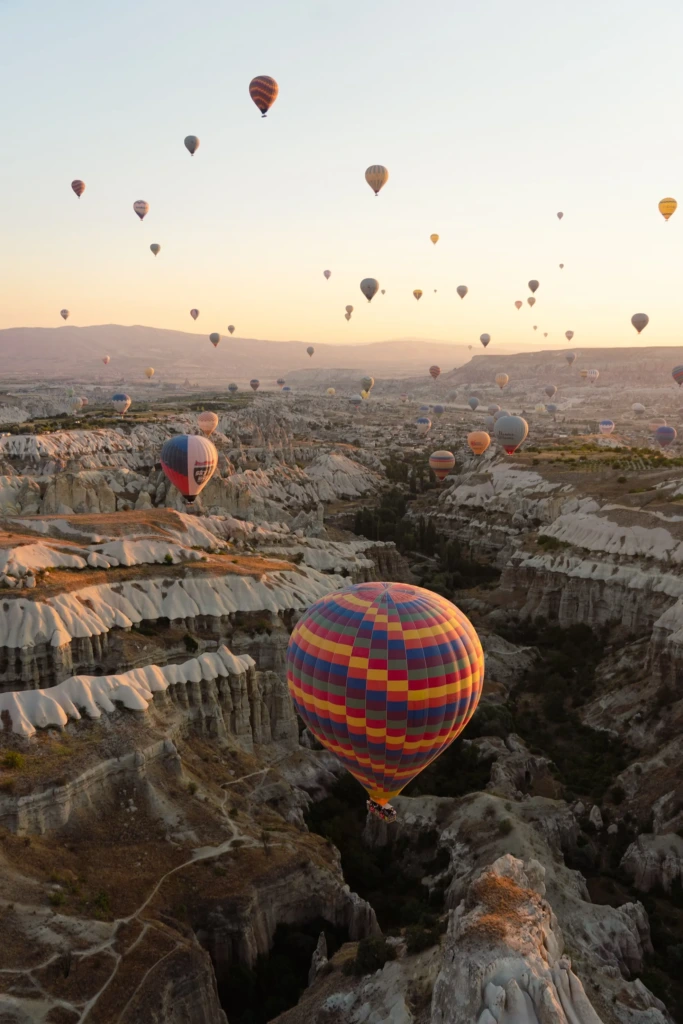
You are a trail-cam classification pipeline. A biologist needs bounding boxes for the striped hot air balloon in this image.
[71,180,86,198]
[197,411,219,436]
[249,75,279,117]
[160,435,218,502]
[429,450,455,480]
[228,383,239,394]
[365,165,389,196]
[111,393,131,416]
[286,582,484,818]
[429,365,441,380]
[133,200,149,221]
[672,366,683,387]
[250,379,260,392]
[656,425,677,448]
[416,416,431,435]
[598,419,615,435]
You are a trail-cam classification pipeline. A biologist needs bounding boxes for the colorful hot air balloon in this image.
[307,346,315,357]
[416,417,431,436]
[133,200,149,221]
[365,165,389,196]
[457,285,468,299]
[514,301,523,310]
[430,234,439,245]
[528,280,539,293]
[361,279,379,302]
[588,369,600,383]
[346,305,354,315]
[429,450,455,480]
[419,405,430,413]
[659,198,677,221]
[429,365,441,380]
[80,397,88,406]
[250,379,260,392]
[350,394,363,410]
[150,243,161,256]
[102,355,110,365]
[432,404,445,418]
[527,297,536,308]
[413,289,423,301]
[361,376,374,392]
[494,415,528,454]
[190,309,200,321]
[249,75,279,116]
[286,581,483,818]
[111,393,131,416]
[227,325,235,335]
[557,212,564,220]
[468,431,491,456]
[228,383,239,394]
[545,385,557,399]
[495,373,509,390]
[480,334,491,348]
[161,435,218,502]
[656,425,677,448]
[209,333,220,348]
[565,352,576,366]
[197,411,219,436]
[632,403,645,416]
[145,367,155,379]
[326,387,336,396]
[277,378,286,386]
[69,397,83,413]
[282,385,292,394]
[546,403,558,415]
[71,179,85,198]
[60,309,70,321]
[631,313,649,334]
[565,331,574,341]
[672,366,683,387]
[324,270,332,280]
[559,264,564,269]
[598,419,615,435]
[345,312,352,321]
[468,397,480,411]
[184,135,200,156]
[361,390,370,400]
[580,369,589,379]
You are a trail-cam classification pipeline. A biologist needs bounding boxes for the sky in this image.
[1,0,683,352]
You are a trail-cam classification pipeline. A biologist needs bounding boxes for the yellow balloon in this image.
[467,432,491,456]
[361,390,369,399]
[659,197,677,221]
[144,367,154,379]
[413,289,423,301]
[495,373,509,390]
[430,234,439,244]
[365,165,389,195]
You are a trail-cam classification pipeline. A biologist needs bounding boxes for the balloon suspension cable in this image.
[366,799,397,824]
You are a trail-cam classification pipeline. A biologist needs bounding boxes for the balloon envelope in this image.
[190,309,200,321]
[361,278,379,302]
[413,289,423,301]
[514,301,523,310]
[197,411,219,436]
[494,415,528,454]
[307,346,315,357]
[324,270,331,280]
[528,280,539,293]
[565,331,574,341]
[209,333,220,347]
[150,244,160,256]
[184,135,200,155]
[457,285,468,299]
[161,434,218,502]
[111,393,131,415]
[71,179,85,198]
[557,212,563,220]
[659,198,677,221]
[429,450,455,479]
[598,419,615,435]
[468,397,480,411]
[228,383,239,394]
[60,309,70,320]
[656,425,677,448]
[429,365,441,380]
[480,334,491,348]
[133,200,149,221]
[228,325,235,335]
[361,376,374,392]
[672,366,683,387]
[527,297,536,307]
[365,165,389,195]
[250,379,260,391]
[416,417,431,435]
[545,385,557,399]
[144,367,154,379]
[588,369,600,382]
[468,431,491,456]
[631,313,649,334]
[495,373,509,390]
[565,352,576,365]
[249,75,279,116]
[102,355,110,365]
[326,387,336,396]
[286,581,483,806]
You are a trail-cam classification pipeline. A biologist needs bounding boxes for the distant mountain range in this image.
[0,325,487,383]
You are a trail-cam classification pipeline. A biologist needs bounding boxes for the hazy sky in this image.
[1,0,683,351]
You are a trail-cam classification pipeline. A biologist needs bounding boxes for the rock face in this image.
[117,943,228,1024]
[621,833,683,893]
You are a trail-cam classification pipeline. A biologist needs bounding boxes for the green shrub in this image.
[498,819,513,837]
[164,553,174,565]
[405,924,440,954]
[2,751,24,770]
[49,891,66,907]
[343,937,396,976]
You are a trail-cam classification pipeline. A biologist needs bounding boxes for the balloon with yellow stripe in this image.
[286,582,484,820]
[659,198,677,221]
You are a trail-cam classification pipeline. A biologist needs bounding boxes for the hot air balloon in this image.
[588,369,600,383]
[528,280,539,293]
[494,415,528,455]
[565,352,576,366]
[632,403,645,416]
[277,378,286,386]
[631,313,649,334]
[345,312,351,321]
[145,367,154,379]
[457,285,468,299]
[361,376,374,392]
[133,200,149,221]
[432,404,445,419]
[515,301,523,310]
[361,390,370,400]
[468,431,491,456]
[416,417,431,436]
[559,264,564,269]
[413,289,423,301]
[429,365,441,380]
[249,75,279,116]
[346,305,354,315]
[326,387,336,397]
[468,345,473,351]
[598,419,615,435]
[381,289,386,295]
[111,393,131,416]
[527,297,536,308]
[557,212,564,220]
[209,333,220,348]
[546,403,558,415]
[150,244,161,256]
[250,379,260,392]
[545,385,557,399]
[282,386,292,394]
[69,397,83,413]
[365,165,389,196]
[307,346,315,357]
[228,383,239,394]
[580,369,589,379]
[361,279,379,302]
[487,403,500,416]
[286,581,483,819]
[484,415,495,431]
[400,393,408,403]
[656,425,677,448]
[80,397,88,406]
[228,325,235,335]
[659,198,677,221]
[468,397,480,411]
[495,373,509,390]
[71,180,85,198]
[430,234,439,245]
[190,309,200,321]
[494,409,509,422]
[533,326,538,331]
[161,435,218,502]
[429,450,455,480]
[419,405,430,413]
[350,394,363,410]
[480,334,491,348]
[565,331,574,341]
[60,309,70,321]
[197,411,219,436]
[102,355,110,365]
[184,135,200,156]
[323,270,332,280]
[672,366,683,387]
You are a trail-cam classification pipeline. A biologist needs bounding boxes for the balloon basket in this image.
[366,799,397,824]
